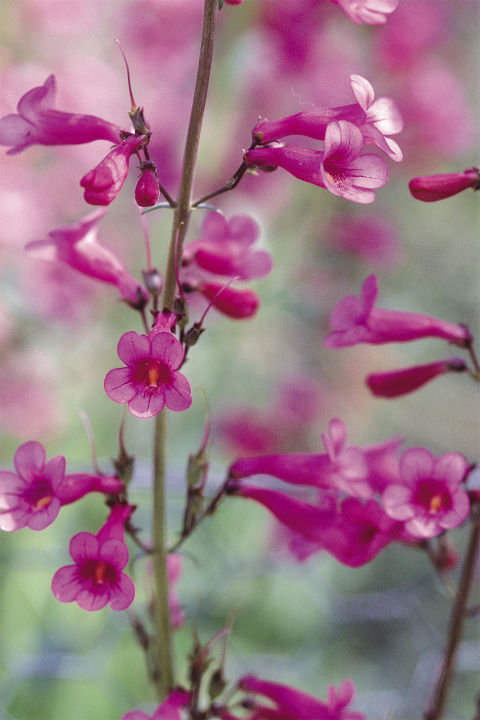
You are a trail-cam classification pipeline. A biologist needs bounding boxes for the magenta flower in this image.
[120,690,190,720]
[324,275,472,348]
[25,209,149,308]
[0,75,121,155]
[195,281,260,319]
[246,121,389,204]
[80,134,147,206]
[326,214,402,270]
[253,74,403,162]
[366,357,467,398]
[51,503,135,611]
[239,675,366,720]
[331,0,399,25]
[409,168,480,202]
[56,473,123,504]
[382,448,470,538]
[135,166,160,207]
[0,441,65,531]
[183,212,273,281]
[104,330,192,418]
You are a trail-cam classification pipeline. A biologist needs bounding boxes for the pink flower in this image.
[239,675,366,720]
[183,212,273,281]
[0,442,123,533]
[229,419,372,499]
[382,448,470,538]
[409,168,480,202]
[80,134,147,206]
[135,165,160,207]
[104,329,192,418]
[246,121,389,204]
[0,441,65,531]
[120,690,190,720]
[253,75,403,162]
[0,75,121,155]
[366,357,467,398]
[25,209,149,308]
[326,214,402,270]
[324,275,472,348]
[195,282,260,319]
[51,503,135,611]
[331,0,399,25]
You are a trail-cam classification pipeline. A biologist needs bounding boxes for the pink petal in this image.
[164,374,192,412]
[0,471,27,496]
[367,96,404,135]
[117,331,151,366]
[0,508,30,531]
[75,588,110,611]
[109,573,135,611]
[400,448,434,487]
[228,215,259,246]
[27,498,61,530]
[104,368,138,403]
[18,75,56,120]
[361,274,379,311]
[43,455,66,491]
[350,75,375,112]
[432,453,468,485]
[99,538,129,571]
[440,492,470,530]
[201,211,229,243]
[150,331,184,369]
[14,441,46,480]
[51,564,83,602]
[382,484,415,520]
[69,532,99,563]
[128,389,155,418]
[324,120,364,162]
[345,154,389,188]
[405,515,440,538]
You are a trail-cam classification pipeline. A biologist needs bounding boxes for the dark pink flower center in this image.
[134,359,173,388]
[80,559,117,586]
[413,479,451,514]
[23,477,53,510]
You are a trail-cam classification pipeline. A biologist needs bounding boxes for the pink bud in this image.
[135,166,160,207]
[199,282,259,319]
[80,134,146,206]
[366,357,467,398]
[409,168,479,202]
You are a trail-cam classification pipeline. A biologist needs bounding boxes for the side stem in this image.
[163,0,218,309]
[424,506,480,720]
[151,411,174,700]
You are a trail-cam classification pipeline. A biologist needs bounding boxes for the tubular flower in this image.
[120,691,190,720]
[239,675,367,720]
[331,0,399,25]
[80,134,147,206]
[25,209,149,308]
[51,503,135,611]
[135,165,160,207]
[104,329,192,418]
[253,74,403,162]
[366,357,467,398]
[246,121,389,204]
[324,275,472,348]
[382,448,470,538]
[0,442,123,532]
[0,75,121,155]
[409,167,480,202]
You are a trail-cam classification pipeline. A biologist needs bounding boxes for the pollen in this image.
[429,495,443,513]
[147,362,160,387]
[94,561,108,584]
[35,495,52,510]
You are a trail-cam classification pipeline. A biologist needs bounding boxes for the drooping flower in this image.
[246,121,389,204]
[409,168,480,202]
[104,329,192,418]
[239,675,367,720]
[382,448,470,538]
[120,690,190,720]
[80,134,147,206]
[331,0,399,26]
[326,213,402,270]
[51,503,135,611]
[253,74,403,162]
[366,356,467,398]
[25,209,149,308]
[324,275,472,348]
[0,75,121,155]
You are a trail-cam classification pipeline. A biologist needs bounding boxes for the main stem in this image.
[151,0,217,701]
[152,411,173,700]
[163,0,218,310]
[424,506,480,720]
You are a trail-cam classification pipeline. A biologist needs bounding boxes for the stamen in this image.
[430,495,443,513]
[148,362,160,387]
[94,561,108,584]
[35,495,52,510]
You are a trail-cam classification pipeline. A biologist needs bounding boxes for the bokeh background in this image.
[0,1,479,718]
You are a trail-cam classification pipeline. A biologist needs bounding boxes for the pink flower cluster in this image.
[324,275,471,398]
[0,75,151,208]
[227,419,471,565]
[246,75,403,204]
[181,212,273,319]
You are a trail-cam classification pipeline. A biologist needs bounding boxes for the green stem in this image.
[424,507,480,720]
[162,0,218,310]
[151,411,174,700]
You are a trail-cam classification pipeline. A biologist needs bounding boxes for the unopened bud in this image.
[208,668,227,700]
[136,164,160,207]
